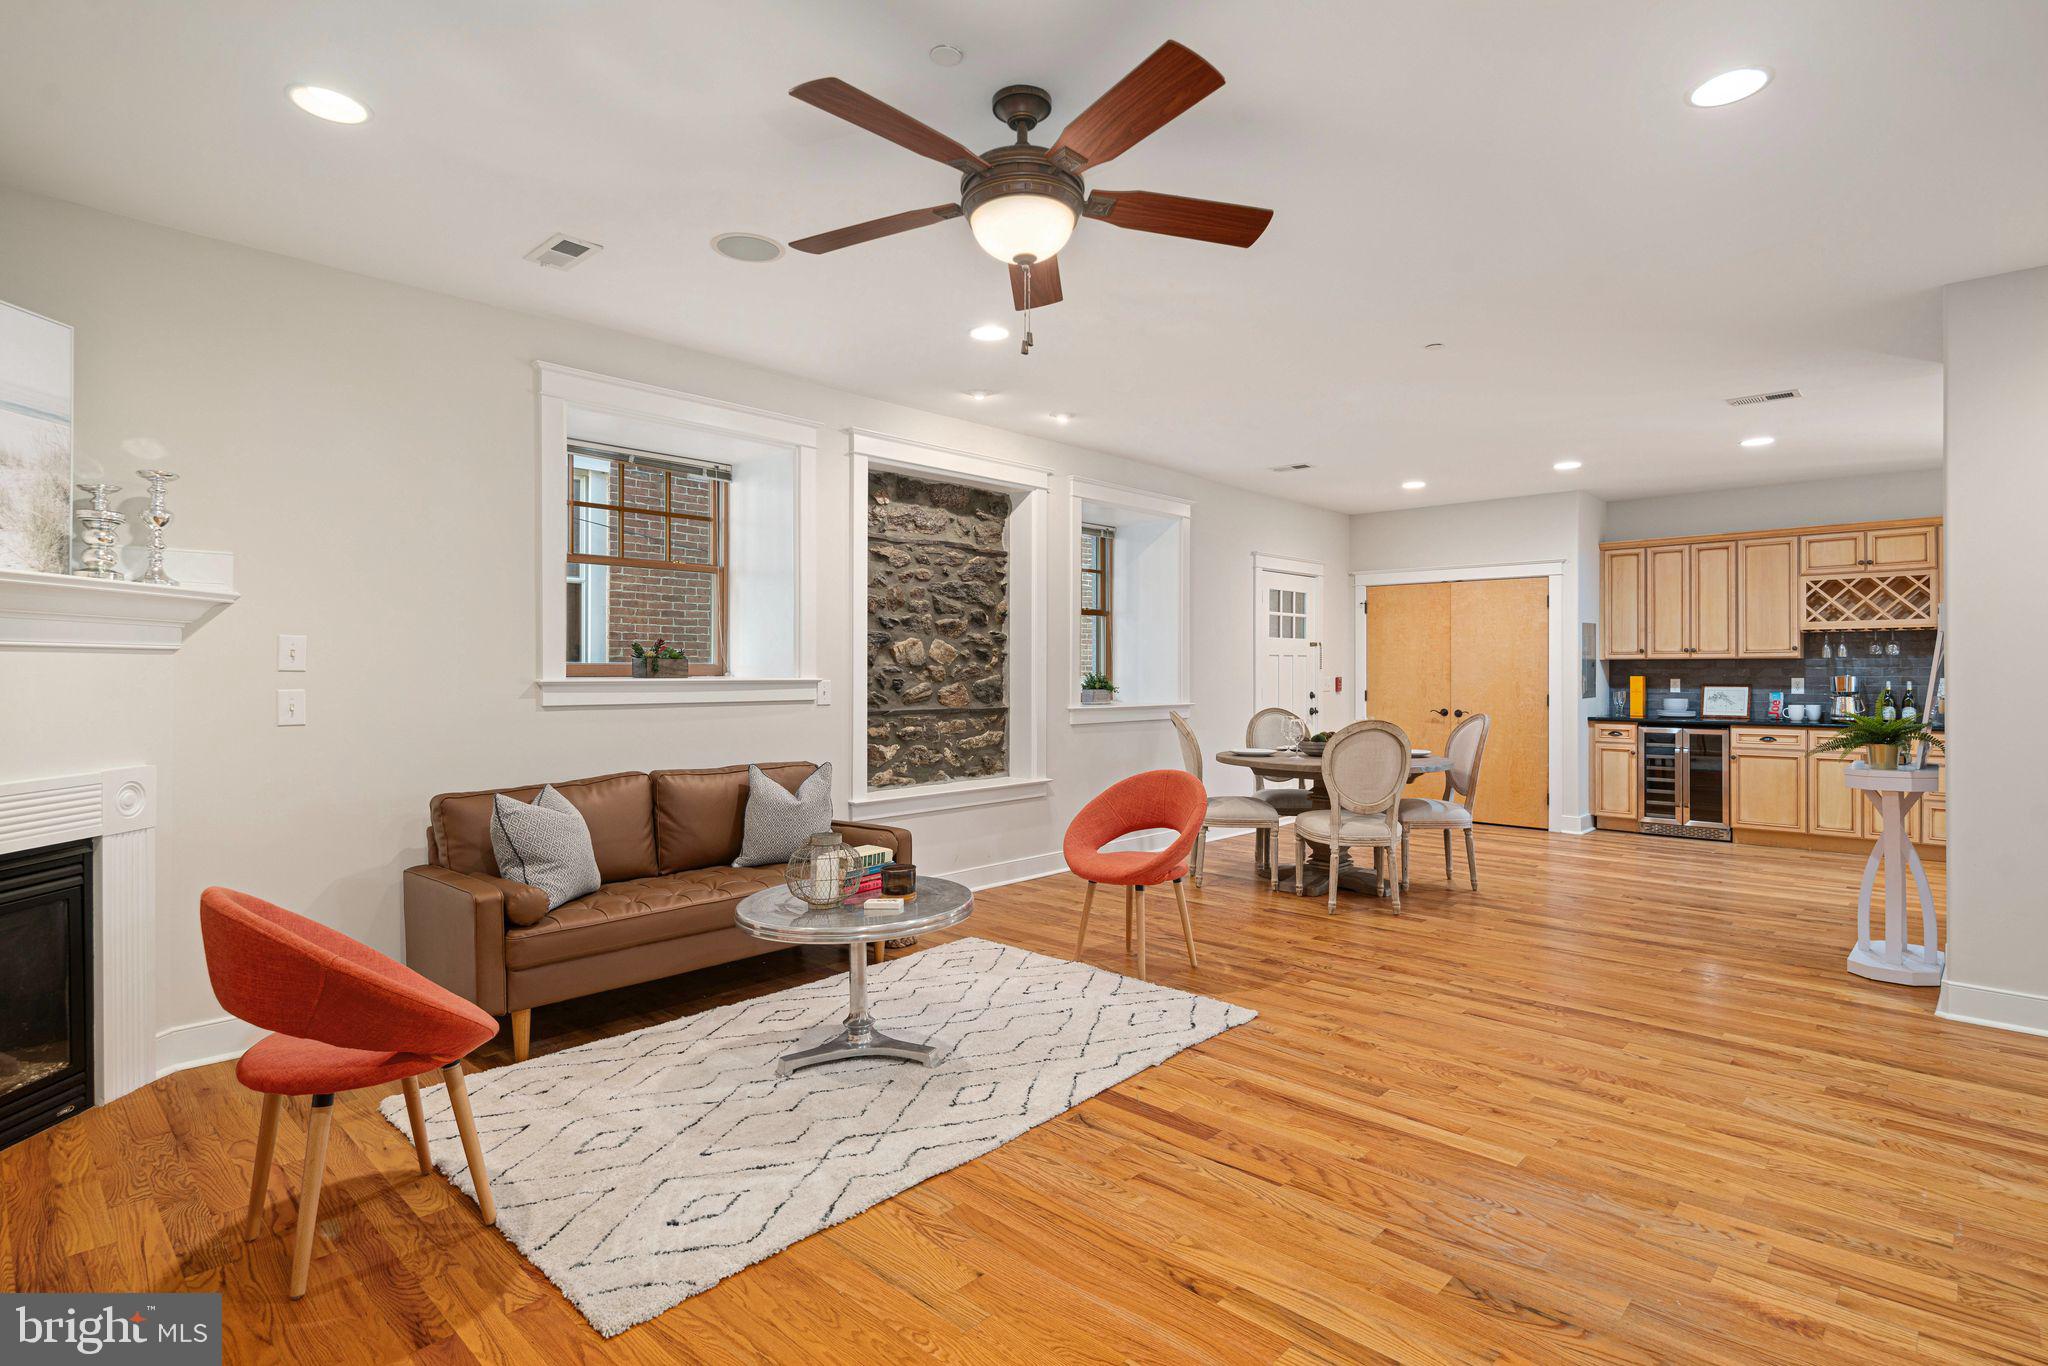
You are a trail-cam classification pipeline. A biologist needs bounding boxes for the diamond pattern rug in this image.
[380,936,1255,1336]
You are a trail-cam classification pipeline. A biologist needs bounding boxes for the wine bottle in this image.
[1902,680,1918,722]
[1879,682,1897,721]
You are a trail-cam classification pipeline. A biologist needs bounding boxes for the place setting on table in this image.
[1213,718,1450,898]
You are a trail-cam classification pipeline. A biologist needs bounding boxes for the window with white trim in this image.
[1078,524,1113,683]
[1069,480,1192,713]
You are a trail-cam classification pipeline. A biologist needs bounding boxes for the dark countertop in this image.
[1588,714,1944,731]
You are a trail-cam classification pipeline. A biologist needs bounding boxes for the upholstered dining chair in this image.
[1170,711,1282,889]
[200,887,500,1300]
[1064,769,1206,980]
[1400,711,1491,890]
[1244,706,1318,820]
[1291,719,1410,913]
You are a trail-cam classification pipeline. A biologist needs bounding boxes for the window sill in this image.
[1067,700,1192,726]
[536,676,822,708]
[847,776,1051,820]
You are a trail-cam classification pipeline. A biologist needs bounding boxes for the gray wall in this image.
[1602,469,1943,542]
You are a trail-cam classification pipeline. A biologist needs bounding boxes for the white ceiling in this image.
[2,0,2044,512]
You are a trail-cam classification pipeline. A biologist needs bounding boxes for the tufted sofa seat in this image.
[402,762,911,1060]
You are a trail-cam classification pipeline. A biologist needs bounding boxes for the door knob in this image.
[1433,707,1450,717]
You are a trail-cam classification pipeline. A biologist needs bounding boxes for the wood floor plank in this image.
[8,827,2048,1361]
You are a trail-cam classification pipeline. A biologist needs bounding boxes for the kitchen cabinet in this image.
[1602,548,1645,658]
[1644,545,1690,657]
[1730,728,1807,832]
[1591,723,1639,820]
[1736,537,1801,657]
[1803,524,1938,574]
[1808,750,1866,838]
[1691,542,1738,657]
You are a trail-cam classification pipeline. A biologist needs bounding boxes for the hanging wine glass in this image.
[1887,631,1900,657]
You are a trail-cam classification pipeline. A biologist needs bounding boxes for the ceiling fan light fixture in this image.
[969,323,1010,342]
[967,192,1077,266]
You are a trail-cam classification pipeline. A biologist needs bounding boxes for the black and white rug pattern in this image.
[380,937,1255,1336]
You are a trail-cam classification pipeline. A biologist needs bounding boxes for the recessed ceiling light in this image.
[711,232,783,263]
[1688,68,1771,108]
[964,390,995,401]
[929,44,965,67]
[969,323,1010,342]
[1740,435,1776,448]
[1049,412,1074,424]
[1401,479,1427,491]
[287,84,369,124]
[1553,460,1583,471]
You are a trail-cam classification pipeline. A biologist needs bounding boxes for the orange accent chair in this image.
[1064,770,1207,979]
[200,887,500,1299]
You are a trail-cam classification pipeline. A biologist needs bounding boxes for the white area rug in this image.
[380,937,1255,1336]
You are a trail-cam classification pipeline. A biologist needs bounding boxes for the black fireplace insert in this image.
[0,839,93,1150]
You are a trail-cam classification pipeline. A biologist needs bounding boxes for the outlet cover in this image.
[1790,679,1805,693]
[277,689,307,726]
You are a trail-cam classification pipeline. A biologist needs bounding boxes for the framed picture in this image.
[0,300,74,574]
[1703,684,1751,720]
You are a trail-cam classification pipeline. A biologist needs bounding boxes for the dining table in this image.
[1213,746,1454,899]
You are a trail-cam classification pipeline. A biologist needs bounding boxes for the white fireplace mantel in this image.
[0,565,237,651]
[0,766,159,1102]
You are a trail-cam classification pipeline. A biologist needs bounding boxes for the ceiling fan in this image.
[786,40,1273,352]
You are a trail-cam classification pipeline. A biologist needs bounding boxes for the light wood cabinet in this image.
[1601,548,1645,659]
[1731,751,1806,831]
[1808,751,1866,838]
[1736,538,1801,657]
[1644,544,1690,657]
[1591,723,1639,821]
[1691,542,1737,657]
[1799,530,1865,574]
[1800,524,1939,574]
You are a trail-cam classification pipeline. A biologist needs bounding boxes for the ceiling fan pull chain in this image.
[1021,261,1034,355]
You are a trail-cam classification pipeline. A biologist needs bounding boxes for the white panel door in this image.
[1255,565,1322,728]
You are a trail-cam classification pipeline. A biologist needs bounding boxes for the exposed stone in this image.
[866,472,1011,788]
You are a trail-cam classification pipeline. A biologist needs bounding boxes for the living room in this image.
[1,3,2045,1361]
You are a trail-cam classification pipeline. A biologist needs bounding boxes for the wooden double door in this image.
[1365,577,1549,828]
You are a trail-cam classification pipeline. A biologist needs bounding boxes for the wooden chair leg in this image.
[243,1091,283,1241]
[1401,829,1412,890]
[510,1009,532,1064]
[1173,879,1198,968]
[1293,829,1304,896]
[1327,844,1341,914]
[1075,882,1097,958]
[1465,827,1479,890]
[1389,840,1403,910]
[442,1064,496,1226]
[1194,828,1207,887]
[1124,886,1134,953]
[1268,826,1279,891]
[401,1075,433,1175]
[1443,829,1454,883]
[1133,885,1149,979]
[289,1094,335,1299]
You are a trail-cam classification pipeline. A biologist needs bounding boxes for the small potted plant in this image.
[1080,672,1117,706]
[630,639,687,678]
[1810,713,1943,771]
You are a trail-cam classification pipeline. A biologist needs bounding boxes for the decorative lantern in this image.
[784,832,858,908]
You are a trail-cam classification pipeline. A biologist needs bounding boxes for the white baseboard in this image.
[941,827,1252,894]
[1553,811,1594,835]
[155,1013,262,1078]
[1936,979,2048,1039]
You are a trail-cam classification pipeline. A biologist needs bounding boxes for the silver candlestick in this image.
[74,483,126,580]
[135,468,179,585]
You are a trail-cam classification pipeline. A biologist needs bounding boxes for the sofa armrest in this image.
[832,819,913,868]
[402,865,540,1016]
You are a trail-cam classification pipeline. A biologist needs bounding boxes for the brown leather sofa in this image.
[402,763,910,1061]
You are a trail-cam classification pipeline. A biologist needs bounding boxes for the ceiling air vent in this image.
[1725,387,1801,407]
[1270,462,1313,472]
[525,233,603,270]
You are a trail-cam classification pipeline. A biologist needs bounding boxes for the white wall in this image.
[1602,469,1944,542]
[0,187,1352,1052]
[1936,263,2048,1036]
[1349,491,1604,828]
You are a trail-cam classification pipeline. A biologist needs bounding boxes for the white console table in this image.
[1844,762,1943,986]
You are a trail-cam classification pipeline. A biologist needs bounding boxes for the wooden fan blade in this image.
[788,204,962,255]
[1008,256,1064,309]
[1085,190,1272,247]
[790,78,989,173]
[1048,41,1224,173]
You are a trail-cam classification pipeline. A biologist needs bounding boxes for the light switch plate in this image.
[277,689,307,726]
[277,634,308,671]
[816,679,832,706]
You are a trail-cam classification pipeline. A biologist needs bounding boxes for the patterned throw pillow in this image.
[734,763,834,867]
[488,785,602,910]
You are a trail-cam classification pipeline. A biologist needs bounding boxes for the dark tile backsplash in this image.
[1604,630,1941,724]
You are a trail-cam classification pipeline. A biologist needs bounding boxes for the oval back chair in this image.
[1400,711,1491,890]
[1291,719,1411,912]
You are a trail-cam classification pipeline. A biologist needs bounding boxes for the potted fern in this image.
[1810,713,1943,771]
[1080,672,1117,705]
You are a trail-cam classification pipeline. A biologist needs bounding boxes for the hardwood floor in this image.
[7,827,2045,1362]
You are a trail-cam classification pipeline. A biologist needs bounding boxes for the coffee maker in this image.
[1830,674,1864,719]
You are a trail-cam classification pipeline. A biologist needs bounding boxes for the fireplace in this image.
[0,840,93,1149]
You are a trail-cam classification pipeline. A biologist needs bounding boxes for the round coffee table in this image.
[735,876,974,1075]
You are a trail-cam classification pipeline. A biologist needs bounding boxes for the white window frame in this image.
[534,362,820,707]
[1067,476,1194,726]
[847,429,1050,818]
